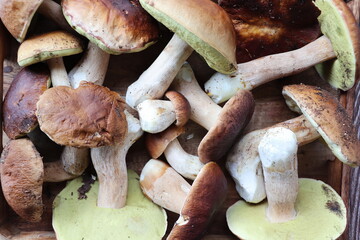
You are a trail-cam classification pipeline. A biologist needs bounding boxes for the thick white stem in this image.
[47,58,70,87]
[205,36,336,103]
[60,147,89,176]
[126,34,194,108]
[164,139,204,180]
[69,42,110,88]
[172,63,221,130]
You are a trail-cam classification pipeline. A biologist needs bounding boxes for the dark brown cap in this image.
[36,82,128,148]
[3,64,50,139]
[165,91,191,127]
[167,162,227,239]
[0,138,44,222]
[282,84,360,167]
[198,89,255,163]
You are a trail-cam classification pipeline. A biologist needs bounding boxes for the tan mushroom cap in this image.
[62,0,159,54]
[0,0,43,42]
[165,91,191,127]
[3,64,50,139]
[168,162,227,239]
[36,82,128,148]
[145,125,185,159]
[17,31,83,67]
[198,89,255,163]
[282,84,360,167]
[0,139,44,222]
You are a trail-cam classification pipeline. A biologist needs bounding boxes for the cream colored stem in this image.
[69,42,110,88]
[164,139,204,180]
[60,147,89,176]
[205,36,335,103]
[171,63,221,130]
[43,161,76,182]
[126,34,194,108]
[37,0,74,33]
[47,58,70,87]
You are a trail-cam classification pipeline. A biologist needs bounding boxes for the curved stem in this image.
[47,58,70,87]
[38,0,74,33]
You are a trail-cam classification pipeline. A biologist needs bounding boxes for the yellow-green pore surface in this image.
[52,170,167,240]
[314,0,357,90]
[139,0,236,74]
[227,178,346,240]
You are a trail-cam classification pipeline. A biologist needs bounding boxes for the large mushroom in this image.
[227,127,347,239]
[205,0,360,103]
[125,0,237,108]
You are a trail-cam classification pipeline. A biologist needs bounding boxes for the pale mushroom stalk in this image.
[46,57,71,87]
[126,34,193,108]
[43,161,76,182]
[91,111,143,208]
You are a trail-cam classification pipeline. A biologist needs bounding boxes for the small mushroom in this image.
[140,159,227,239]
[205,0,360,103]
[171,63,255,163]
[125,0,237,108]
[52,170,167,240]
[227,127,346,239]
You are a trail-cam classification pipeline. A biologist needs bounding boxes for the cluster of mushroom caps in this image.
[0,0,359,239]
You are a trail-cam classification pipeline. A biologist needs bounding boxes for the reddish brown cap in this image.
[62,0,159,54]
[36,82,128,148]
[198,89,255,163]
[219,0,320,63]
[282,84,360,167]
[3,64,50,139]
[167,162,227,239]
[165,91,191,127]
[0,138,44,222]
[146,125,185,159]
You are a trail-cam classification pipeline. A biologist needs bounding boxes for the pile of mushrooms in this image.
[0,0,360,239]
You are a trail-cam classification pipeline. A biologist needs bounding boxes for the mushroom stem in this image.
[46,58,71,87]
[90,111,143,208]
[43,161,76,182]
[258,127,298,223]
[60,147,89,176]
[205,36,335,103]
[69,41,110,88]
[126,34,194,109]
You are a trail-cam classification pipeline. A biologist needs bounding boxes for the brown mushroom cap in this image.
[198,89,255,163]
[3,64,50,139]
[167,161,227,239]
[0,139,44,222]
[17,31,83,67]
[282,84,360,167]
[0,0,43,42]
[219,0,321,63]
[62,0,159,54]
[36,82,128,148]
[145,125,185,159]
[165,91,191,127]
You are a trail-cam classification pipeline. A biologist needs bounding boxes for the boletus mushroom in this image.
[227,127,346,239]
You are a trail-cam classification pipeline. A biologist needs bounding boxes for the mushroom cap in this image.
[165,91,191,127]
[0,139,44,222]
[145,125,185,159]
[52,170,167,240]
[17,31,83,67]
[314,0,360,91]
[168,162,227,239]
[139,0,237,74]
[198,89,255,163]
[62,0,159,54]
[0,0,43,42]
[226,178,346,240]
[36,82,128,148]
[3,64,50,139]
[282,84,360,167]
[219,0,321,63]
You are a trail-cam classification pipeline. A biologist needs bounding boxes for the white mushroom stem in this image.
[164,139,204,180]
[172,63,221,130]
[126,34,194,109]
[69,41,110,88]
[91,111,143,208]
[258,127,298,223]
[137,99,176,133]
[60,147,89,176]
[46,58,71,87]
[140,159,190,214]
[226,115,320,203]
[205,36,335,103]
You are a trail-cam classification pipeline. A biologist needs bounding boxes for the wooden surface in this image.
[0,1,359,239]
